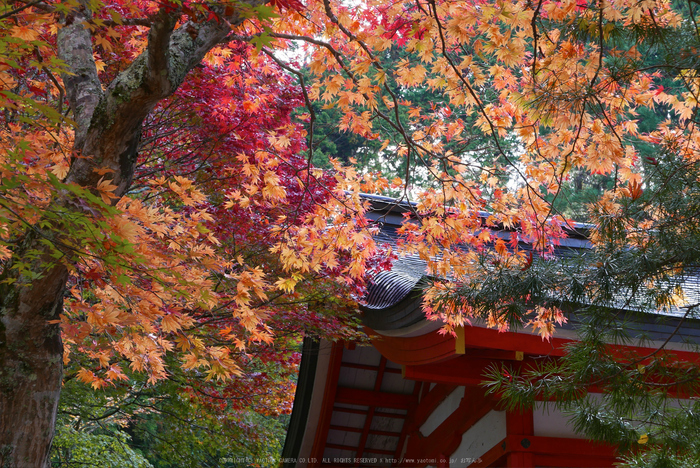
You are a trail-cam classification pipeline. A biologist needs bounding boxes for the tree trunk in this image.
[0,3,262,465]
[0,231,68,467]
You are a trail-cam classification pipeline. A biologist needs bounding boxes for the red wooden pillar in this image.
[506,410,534,468]
[354,357,387,466]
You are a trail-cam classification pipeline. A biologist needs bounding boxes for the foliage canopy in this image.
[3,0,700,465]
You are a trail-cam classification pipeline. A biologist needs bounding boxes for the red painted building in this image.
[281,196,700,468]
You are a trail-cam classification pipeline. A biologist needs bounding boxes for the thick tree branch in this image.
[62,2,265,198]
[56,5,102,149]
[0,0,45,20]
[145,8,180,95]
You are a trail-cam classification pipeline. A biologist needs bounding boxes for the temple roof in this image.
[360,194,700,322]
[281,195,700,468]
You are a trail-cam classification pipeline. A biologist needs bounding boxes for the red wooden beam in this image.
[373,324,700,371]
[459,325,570,357]
[355,405,375,463]
[369,329,459,365]
[464,347,526,361]
[506,410,533,436]
[505,410,534,467]
[515,435,616,458]
[329,424,401,437]
[466,323,700,368]
[355,357,388,464]
[469,435,617,468]
[403,386,495,467]
[469,438,507,468]
[340,362,381,372]
[507,452,534,468]
[339,361,402,374]
[325,442,395,456]
[394,382,422,462]
[405,347,700,400]
[332,406,407,419]
[335,386,414,410]
[324,442,359,452]
[404,383,458,433]
[403,355,544,387]
[419,380,431,400]
[536,454,617,467]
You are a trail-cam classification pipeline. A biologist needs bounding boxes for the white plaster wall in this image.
[533,402,585,439]
[451,410,507,465]
[534,396,697,440]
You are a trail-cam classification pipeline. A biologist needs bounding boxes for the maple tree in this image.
[49,49,365,467]
[0,1,382,466]
[4,0,700,464]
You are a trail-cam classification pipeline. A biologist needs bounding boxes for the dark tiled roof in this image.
[360,195,700,326]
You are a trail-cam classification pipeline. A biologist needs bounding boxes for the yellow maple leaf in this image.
[94,35,113,52]
[275,276,298,293]
[105,365,128,382]
[0,72,17,90]
[50,161,70,179]
[11,25,40,41]
[161,314,183,333]
[76,368,98,386]
[96,177,119,204]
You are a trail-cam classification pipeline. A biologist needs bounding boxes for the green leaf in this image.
[252,5,279,21]
[250,28,275,51]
